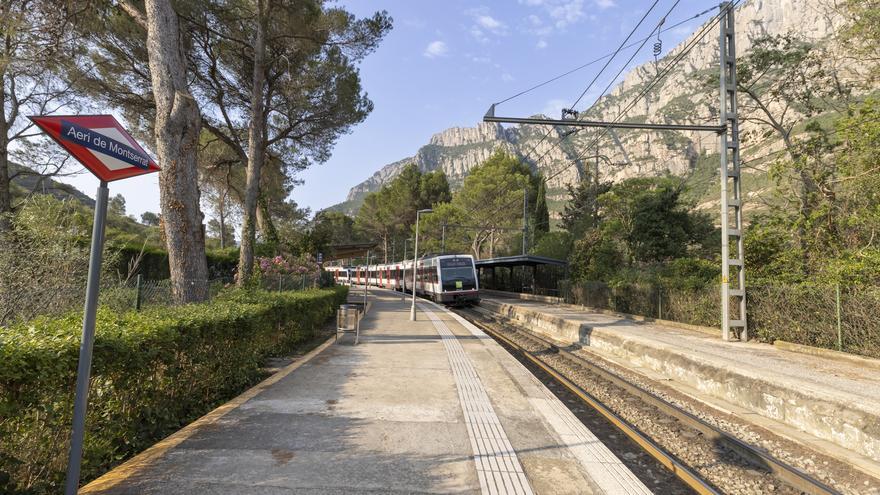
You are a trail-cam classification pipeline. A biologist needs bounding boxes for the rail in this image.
[455,308,840,495]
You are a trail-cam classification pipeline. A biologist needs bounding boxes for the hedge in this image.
[0,285,348,494]
[113,245,240,280]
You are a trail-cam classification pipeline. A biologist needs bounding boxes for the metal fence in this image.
[555,281,880,359]
[1,272,332,327]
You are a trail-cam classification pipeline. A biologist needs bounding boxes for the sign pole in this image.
[65,180,109,495]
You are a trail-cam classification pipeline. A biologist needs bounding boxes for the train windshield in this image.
[440,258,476,291]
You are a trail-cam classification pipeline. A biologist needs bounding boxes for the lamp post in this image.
[410,208,433,321]
[402,237,413,300]
[403,237,413,262]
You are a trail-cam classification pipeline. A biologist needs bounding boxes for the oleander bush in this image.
[0,285,348,494]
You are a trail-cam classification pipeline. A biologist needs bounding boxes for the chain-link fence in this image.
[255,272,329,293]
[1,271,335,327]
[97,277,234,313]
[557,280,880,359]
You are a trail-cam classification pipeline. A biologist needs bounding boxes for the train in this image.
[325,254,480,305]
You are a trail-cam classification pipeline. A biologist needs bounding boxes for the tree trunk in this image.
[0,68,11,232]
[0,128,10,232]
[237,0,267,285]
[144,0,209,302]
[256,195,278,245]
[218,197,226,249]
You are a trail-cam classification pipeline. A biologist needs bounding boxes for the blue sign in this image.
[60,120,150,170]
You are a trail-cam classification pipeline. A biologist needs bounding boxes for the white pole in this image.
[410,213,421,321]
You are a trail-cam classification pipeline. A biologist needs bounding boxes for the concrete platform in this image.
[479,294,880,471]
[80,290,649,495]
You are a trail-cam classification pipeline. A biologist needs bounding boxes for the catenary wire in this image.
[512,0,663,173]
[467,1,738,234]
[516,0,685,178]
[493,4,721,107]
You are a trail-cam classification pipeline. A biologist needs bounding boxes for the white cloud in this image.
[594,0,616,9]
[548,0,585,28]
[501,73,515,82]
[423,41,448,58]
[477,15,504,31]
[522,0,590,31]
[466,8,507,43]
[536,39,548,49]
[471,27,488,43]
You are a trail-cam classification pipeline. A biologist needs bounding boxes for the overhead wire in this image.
[493,4,720,107]
[511,0,663,175]
[477,1,739,233]
[513,0,684,180]
[449,0,688,244]
[453,1,667,232]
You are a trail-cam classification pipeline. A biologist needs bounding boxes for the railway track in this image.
[455,306,841,495]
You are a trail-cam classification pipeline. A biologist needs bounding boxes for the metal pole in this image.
[836,283,842,351]
[364,250,370,313]
[410,214,420,321]
[658,287,662,320]
[441,222,446,254]
[135,274,143,311]
[718,1,746,341]
[593,143,600,223]
[522,188,528,255]
[65,181,109,495]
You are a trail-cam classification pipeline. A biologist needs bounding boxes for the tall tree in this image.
[532,175,549,244]
[355,191,393,262]
[0,0,83,230]
[355,164,451,262]
[237,0,268,283]
[137,0,210,301]
[186,0,391,284]
[735,35,852,259]
[560,177,612,239]
[453,150,533,258]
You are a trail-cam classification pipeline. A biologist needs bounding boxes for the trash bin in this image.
[336,304,360,344]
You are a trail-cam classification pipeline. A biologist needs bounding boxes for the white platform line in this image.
[439,304,654,495]
[420,305,534,495]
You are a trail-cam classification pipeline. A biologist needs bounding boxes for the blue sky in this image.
[60,0,719,220]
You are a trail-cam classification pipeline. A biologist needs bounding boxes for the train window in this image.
[440,257,477,291]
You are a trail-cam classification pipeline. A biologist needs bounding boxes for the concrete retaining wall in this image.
[481,289,719,336]
[481,298,880,464]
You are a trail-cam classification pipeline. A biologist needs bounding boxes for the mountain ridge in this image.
[329,0,846,216]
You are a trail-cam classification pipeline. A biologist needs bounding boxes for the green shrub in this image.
[113,245,240,280]
[0,285,348,494]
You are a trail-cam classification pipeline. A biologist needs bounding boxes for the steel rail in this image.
[458,308,840,495]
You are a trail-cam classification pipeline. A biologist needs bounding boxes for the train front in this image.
[437,256,480,305]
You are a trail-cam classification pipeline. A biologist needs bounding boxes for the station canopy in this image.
[324,242,378,262]
[474,254,567,269]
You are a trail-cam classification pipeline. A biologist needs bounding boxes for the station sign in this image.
[29,114,161,494]
[29,115,160,182]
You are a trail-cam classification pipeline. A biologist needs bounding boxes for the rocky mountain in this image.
[331,0,846,216]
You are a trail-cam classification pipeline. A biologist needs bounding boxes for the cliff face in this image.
[333,0,845,215]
